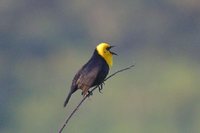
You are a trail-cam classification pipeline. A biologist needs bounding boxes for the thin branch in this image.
[58,94,89,133]
[104,64,135,81]
[58,64,135,133]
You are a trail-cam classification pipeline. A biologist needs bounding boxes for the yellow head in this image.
[96,43,117,68]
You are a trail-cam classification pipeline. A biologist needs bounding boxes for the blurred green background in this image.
[1,0,200,133]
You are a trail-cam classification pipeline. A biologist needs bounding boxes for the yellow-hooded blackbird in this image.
[64,43,117,107]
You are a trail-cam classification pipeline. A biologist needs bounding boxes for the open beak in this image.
[108,46,118,55]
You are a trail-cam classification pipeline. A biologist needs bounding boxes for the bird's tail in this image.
[64,92,72,107]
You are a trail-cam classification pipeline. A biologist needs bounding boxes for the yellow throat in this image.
[96,43,113,68]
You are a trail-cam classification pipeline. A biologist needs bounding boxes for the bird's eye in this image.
[106,47,111,51]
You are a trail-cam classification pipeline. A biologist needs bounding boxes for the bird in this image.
[64,43,117,107]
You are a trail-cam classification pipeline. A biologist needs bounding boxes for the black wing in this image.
[64,64,100,107]
[75,64,100,95]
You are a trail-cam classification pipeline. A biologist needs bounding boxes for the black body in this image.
[64,49,109,107]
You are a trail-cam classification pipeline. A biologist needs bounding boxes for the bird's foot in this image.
[98,83,104,93]
[88,90,93,96]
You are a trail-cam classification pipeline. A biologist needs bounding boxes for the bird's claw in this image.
[98,83,104,93]
[88,90,93,96]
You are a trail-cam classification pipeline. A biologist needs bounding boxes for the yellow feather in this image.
[96,43,113,68]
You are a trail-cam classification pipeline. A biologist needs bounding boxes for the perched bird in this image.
[64,43,117,107]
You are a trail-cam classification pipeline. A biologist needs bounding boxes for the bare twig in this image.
[104,64,135,81]
[58,64,135,133]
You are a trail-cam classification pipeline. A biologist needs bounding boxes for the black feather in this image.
[64,49,109,107]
